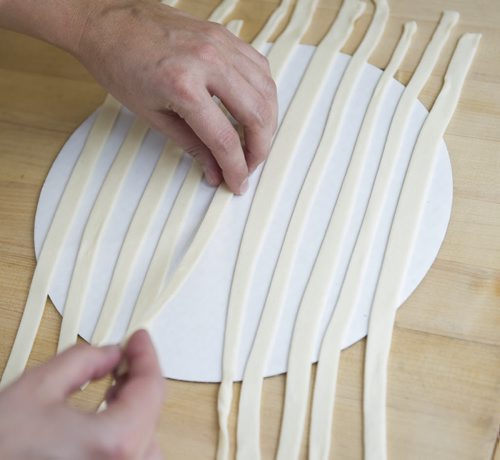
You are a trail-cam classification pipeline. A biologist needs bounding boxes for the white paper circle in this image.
[34,45,452,382]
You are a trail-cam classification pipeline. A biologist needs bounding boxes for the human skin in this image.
[0,1,277,456]
[0,0,278,194]
[0,330,165,459]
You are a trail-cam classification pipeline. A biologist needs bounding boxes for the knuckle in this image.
[167,69,199,107]
[259,54,272,72]
[251,145,269,164]
[262,75,277,99]
[215,126,241,155]
[205,22,226,41]
[251,97,273,129]
[96,434,134,460]
[193,42,219,63]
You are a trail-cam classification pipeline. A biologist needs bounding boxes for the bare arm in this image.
[0,0,278,194]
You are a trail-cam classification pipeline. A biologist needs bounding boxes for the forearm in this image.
[0,0,116,56]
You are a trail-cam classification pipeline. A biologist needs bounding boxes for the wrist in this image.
[0,0,106,56]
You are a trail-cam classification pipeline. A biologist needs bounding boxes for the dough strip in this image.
[57,118,149,352]
[251,0,292,51]
[0,95,122,387]
[58,1,239,352]
[120,1,323,458]
[308,9,458,458]
[363,32,480,460]
[89,142,183,346]
[291,22,415,460]
[237,1,389,459]
[132,0,323,336]
[1,0,180,383]
[218,1,366,458]
[124,161,204,336]
[90,20,244,346]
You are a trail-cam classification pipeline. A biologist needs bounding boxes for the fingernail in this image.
[114,358,129,379]
[239,178,249,195]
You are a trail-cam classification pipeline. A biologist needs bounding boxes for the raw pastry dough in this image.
[66,13,240,349]
[58,118,149,352]
[265,0,319,78]
[251,0,292,51]
[121,1,325,458]
[236,1,389,459]
[209,0,240,23]
[125,161,204,336]
[308,9,458,458]
[0,95,122,388]
[1,0,181,386]
[363,32,480,460]
[125,0,322,337]
[91,20,243,347]
[90,142,183,346]
[282,22,416,460]
[217,2,367,459]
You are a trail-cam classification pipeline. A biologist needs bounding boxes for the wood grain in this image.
[0,0,499,458]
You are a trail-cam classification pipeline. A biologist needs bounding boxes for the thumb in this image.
[23,343,121,401]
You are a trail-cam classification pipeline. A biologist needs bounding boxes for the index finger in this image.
[103,330,164,423]
[182,91,249,194]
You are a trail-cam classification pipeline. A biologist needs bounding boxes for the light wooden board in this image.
[0,0,499,458]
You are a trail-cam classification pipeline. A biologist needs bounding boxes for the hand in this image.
[0,330,165,460]
[76,0,278,194]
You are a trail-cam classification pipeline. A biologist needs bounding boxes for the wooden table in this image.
[1,0,499,458]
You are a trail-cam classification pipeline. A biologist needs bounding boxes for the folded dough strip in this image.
[57,1,240,352]
[0,95,122,387]
[124,161,204,335]
[235,1,388,459]
[363,33,480,460]
[90,19,244,346]
[115,0,321,458]
[129,0,300,332]
[307,9,459,458]
[131,0,322,335]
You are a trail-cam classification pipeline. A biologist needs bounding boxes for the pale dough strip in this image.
[118,1,321,458]
[125,161,204,336]
[0,95,122,387]
[122,3,292,335]
[265,0,319,78]
[57,118,150,352]
[209,0,240,24]
[131,0,323,335]
[237,1,389,459]
[130,19,242,338]
[286,22,416,460]
[308,10,459,459]
[363,33,480,460]
[60,3,238,351]
[1,0,181,384]
[273,4,410,459]
[60,0,186,351]
[90,142,183,346]
[251,0,292,51]
[90,20,243,347]
[217,2,367,459]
